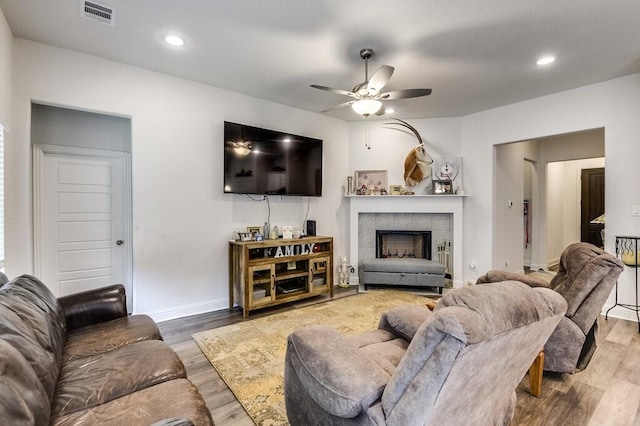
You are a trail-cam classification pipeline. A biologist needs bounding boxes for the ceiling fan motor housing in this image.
[360,48,374,60]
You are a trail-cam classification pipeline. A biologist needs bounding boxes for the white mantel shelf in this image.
[345,194,469,198]
[347,194,466,289]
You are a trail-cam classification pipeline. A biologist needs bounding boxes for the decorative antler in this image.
[384,118,435,187]
[384,117,423,146]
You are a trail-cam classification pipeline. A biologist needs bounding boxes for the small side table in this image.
[605,236,640,332]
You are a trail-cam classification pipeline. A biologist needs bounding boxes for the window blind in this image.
[0,125,4,270]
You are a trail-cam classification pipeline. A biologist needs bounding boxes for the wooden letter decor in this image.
[273,243,315,258]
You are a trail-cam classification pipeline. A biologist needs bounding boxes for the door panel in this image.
[37,149,131,305]
[581,167,605,247]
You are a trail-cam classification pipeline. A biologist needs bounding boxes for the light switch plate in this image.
[633,205,640,216]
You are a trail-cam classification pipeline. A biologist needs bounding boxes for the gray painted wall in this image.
[31,103,131,152]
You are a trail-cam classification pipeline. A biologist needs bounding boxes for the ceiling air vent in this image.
[82,1,116,26]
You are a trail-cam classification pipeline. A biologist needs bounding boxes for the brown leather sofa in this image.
[0,273,213,425]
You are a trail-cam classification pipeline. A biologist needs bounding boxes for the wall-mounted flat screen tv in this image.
[223,121,323,197]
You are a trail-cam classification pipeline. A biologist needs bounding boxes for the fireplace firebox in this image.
[376,230,432,260]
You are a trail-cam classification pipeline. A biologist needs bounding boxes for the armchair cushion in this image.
[434,280,564,339]
[285,282,567,425]
[476,269,549,288]
[286,325,390,418]
[379,304,432,340]
[550,242,624,317]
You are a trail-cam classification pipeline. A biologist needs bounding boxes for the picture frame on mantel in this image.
[433,180,453,194]
[354,170,388,195]
[432,157,463,193]
[389,184,403,195]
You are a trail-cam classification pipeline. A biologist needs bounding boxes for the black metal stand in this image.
[605,236,640,332]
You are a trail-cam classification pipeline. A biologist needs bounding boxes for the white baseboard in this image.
[602,304,640,324]
[546,257,560,270]
[142,297,229,323]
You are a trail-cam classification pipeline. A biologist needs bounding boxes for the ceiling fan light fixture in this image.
[164,35,185,47]
[536,55,555,66]
[231,141,251,156]
[352,99,382,117]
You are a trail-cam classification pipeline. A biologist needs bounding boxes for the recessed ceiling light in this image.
[384,108,396,114]
[164,35,185,47]
[536,56,555,66]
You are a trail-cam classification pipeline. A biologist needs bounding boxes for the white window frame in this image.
[0,125,5,271]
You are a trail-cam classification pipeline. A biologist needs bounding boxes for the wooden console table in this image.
[229,236,333,318]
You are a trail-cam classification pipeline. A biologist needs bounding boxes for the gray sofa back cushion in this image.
[550,242,623,322]
[381,281,566,424]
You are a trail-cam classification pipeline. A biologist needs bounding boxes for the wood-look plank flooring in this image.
[159,288,640,425]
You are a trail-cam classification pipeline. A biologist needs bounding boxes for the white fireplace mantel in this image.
[347,195,466,289]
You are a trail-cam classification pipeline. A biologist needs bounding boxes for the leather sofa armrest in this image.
[58,284,127,330]
[286,325,389,418]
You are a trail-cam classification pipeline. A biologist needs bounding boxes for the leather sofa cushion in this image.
[1,275,66,364]
[52,339,187,417]
[0,340,51,426]
[63,314,162,362]
[0,304,60,400]
[52,379,213,426]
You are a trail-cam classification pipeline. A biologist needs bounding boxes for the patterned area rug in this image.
[192,290,430,425]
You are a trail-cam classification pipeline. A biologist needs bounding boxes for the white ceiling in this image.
[1,0,640,121]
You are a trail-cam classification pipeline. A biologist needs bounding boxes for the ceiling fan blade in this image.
[310,84,355,97]
[367,65,394,92]
[379,88,432,100]
[320,100,355,114]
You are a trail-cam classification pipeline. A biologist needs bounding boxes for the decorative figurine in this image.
[337,256,352,288]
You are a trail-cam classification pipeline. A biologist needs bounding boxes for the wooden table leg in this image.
[426,300,438,311]
[529,350,544,397]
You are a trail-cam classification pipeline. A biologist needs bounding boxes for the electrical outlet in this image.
[633,205,640,217]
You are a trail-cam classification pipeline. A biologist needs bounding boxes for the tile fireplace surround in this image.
[347,195,465,291]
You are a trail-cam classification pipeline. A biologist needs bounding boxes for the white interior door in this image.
[34,145,132,311]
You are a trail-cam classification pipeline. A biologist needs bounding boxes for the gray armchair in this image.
[284,281,567,425]
[477,242,624,373]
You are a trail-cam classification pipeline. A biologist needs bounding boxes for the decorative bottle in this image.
[270,226,278,240]
[263,222,270,239]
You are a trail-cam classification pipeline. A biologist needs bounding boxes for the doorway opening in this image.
[31,104,133,312]
[493,128,604,273]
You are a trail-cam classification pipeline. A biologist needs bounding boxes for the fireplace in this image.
[348,195,465,290]
[376,230,432,259]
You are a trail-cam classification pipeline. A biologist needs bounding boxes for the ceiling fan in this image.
[311,48,432,117]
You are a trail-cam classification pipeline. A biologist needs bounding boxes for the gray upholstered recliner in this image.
[477,242,624,373]
[284,281,567,425]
